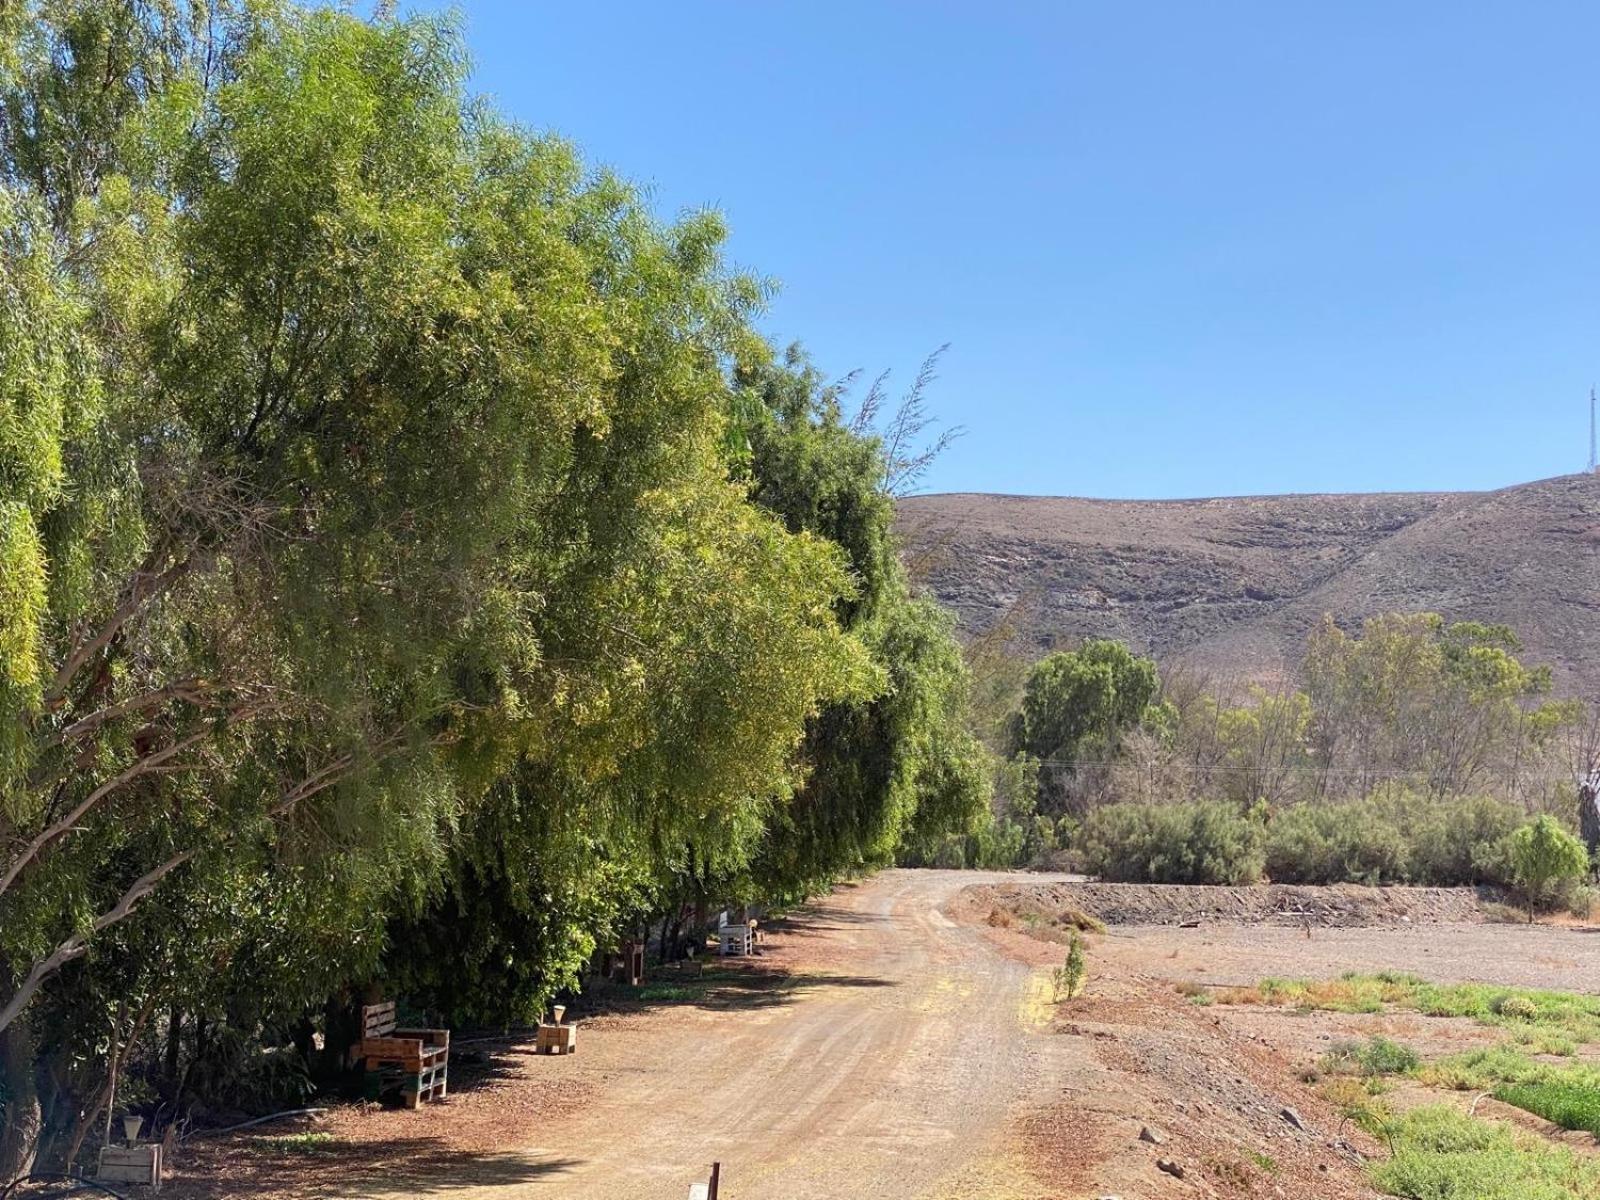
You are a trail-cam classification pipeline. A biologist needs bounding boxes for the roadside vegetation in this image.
[0,0,992,1177]
[1190,972,1600,1195]
[1371,1106,1600,1200]
[924,610,1599,902]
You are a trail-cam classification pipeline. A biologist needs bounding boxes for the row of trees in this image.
[0,1,987,1176]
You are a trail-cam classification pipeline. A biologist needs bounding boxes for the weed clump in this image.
[1320,1036,1420,1078]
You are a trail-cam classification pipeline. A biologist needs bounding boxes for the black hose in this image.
[0,1173,131,1200]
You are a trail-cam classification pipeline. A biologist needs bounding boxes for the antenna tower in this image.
[1591,387,1598,474]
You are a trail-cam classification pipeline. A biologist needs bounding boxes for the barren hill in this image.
[897,474,1600,696]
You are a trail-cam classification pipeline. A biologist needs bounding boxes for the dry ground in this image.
[163,871,1600,1199]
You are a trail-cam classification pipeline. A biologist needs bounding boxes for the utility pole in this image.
[1591,387,1598,474]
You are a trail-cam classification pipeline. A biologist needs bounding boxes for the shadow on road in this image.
[169,1138,579,1198]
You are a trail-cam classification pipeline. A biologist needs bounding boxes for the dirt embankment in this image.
[962,879,1488,929]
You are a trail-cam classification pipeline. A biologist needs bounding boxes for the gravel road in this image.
[361,869,1073,1200]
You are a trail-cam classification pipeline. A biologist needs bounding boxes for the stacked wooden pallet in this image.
[358,1000,449,1108]
[536,1021,578,1055]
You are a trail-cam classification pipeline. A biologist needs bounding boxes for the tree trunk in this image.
[0,1017,42,1185]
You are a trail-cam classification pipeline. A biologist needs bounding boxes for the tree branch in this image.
[0,849,194,1035]
[1,724,216,899]
[43,555,196,711]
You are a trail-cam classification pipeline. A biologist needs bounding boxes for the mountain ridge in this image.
[896,473,1600,696]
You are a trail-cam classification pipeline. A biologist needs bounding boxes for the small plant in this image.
[1320,1035,1419,1078]
[1247,1150,1277,1173]
[1321,1077,1394,1134]
[1054,932,1086,1000]
[1496,995,1538,1021]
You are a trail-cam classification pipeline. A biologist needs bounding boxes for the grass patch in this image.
[1212,973,1600,1046]
[254,1132,341,1157]
[1369,1105,1600,1199]
[1419,1046,1548,1091]
[1495,1080,1600,1138]
[634,982,704,1002]
[1321,1036,1420,1078]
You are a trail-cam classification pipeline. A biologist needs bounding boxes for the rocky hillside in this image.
[897,473,1600,695]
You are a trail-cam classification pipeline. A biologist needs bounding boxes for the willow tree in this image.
[733,350,990,894]
[0,1,865,1172]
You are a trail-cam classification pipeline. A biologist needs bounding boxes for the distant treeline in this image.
[906,612,1598,888]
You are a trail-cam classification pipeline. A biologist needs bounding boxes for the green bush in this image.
[1054,932,1087,1000]
[1261,790,1550,887]
[1509,816,1591,919]
[1264,800,1409,884]
[1320,1035,1419,1077]
[1078,801,1264,884]
[1370,1105,1600,1200]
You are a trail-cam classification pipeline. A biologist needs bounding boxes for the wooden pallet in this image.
[98,1144,162,1190]
[536,1022,578,1055]
[359,1001,449,1106]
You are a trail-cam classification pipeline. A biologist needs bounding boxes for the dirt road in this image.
[368,870,1075,1200]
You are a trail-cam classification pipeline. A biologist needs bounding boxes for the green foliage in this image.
[1494,1080,1600,1138]
[0,0,934,1166]
[739,351,990,893]
[1217,974,1600,1047]
[1009,639,1159,773]
[1508,816,1591,918]
[1264,789,1524,886]
[1053,932,1086,1000]
[1369,1105,1600,1200]
[1319,1036,1419,1078]
[1078,801,1265,884]
[1305,613,1580,803]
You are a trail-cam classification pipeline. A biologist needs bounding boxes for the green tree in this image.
[1508,816,1590,922]
[0,1,868,1172]
[736,350,991,893]
[1008,640,1159,810]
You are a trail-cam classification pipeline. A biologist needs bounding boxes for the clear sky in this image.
[442,2,1600,498]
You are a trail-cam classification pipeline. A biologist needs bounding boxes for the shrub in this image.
[1078,801,1265,884]
[1264,789,1527,887]
[1265,801,1408,884]
[1497,995,1538,1021]
[1320,1036,1419,1078]
[1508,816,1591,920]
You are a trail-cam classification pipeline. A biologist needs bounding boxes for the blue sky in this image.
[445,2,1600,498]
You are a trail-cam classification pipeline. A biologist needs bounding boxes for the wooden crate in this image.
[536,1022,578,1055]
[98,1144,162,1190]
